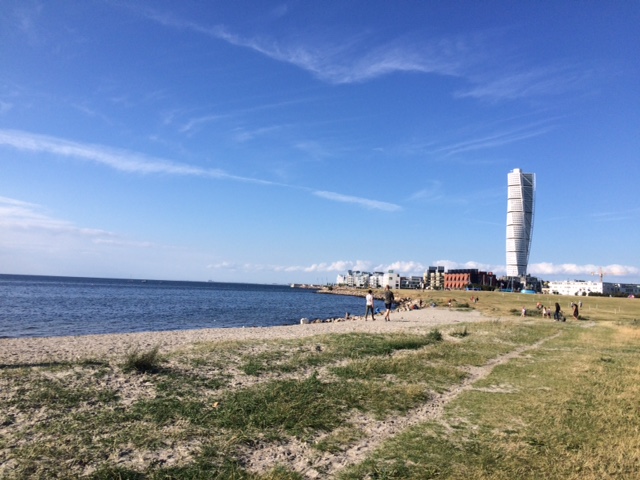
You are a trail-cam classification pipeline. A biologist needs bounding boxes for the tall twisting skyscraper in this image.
[506,168,535,278]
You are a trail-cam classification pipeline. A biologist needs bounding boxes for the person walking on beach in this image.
[365,289,375,321]
[383,285,394,321]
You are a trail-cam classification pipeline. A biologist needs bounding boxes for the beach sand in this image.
[0,307,487,366]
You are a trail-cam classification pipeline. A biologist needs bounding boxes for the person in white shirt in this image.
[365,289,375,321]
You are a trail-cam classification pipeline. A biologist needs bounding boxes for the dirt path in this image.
[242,332,561,478]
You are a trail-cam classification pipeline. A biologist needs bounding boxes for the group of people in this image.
[533,302,553,318]
[364,289,582,323]
[364,286,395,321]
[533,301,580,321]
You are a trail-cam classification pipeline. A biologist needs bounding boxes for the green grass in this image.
[339,323,640,480]
[235,332,444,377]
[2,296,640,479]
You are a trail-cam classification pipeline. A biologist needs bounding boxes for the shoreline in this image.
[0,307,488,366]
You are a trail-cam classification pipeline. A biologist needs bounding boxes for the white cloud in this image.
[127,4,589,106]
[589,208,640,223]
[0,129,397,211]
[529,262,640,279]
[436,124,552,157]
[456,65,587,101]
[313,191,402,212]
[136,7,590,103]
[433,259,503,275]
[0,129,287,187]
[408,181,445,202]
[207,258,640,282]
[207,259,374,274]
[382,261,427,274]
[179,114,226,134]
[136,8,474,85]
[0,197,117,244]
[0,128,235,178]
[234,125,285,143]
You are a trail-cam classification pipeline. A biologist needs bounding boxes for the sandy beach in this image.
[0,307,487,366]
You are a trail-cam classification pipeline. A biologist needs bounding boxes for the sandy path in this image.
[0,308,487,366]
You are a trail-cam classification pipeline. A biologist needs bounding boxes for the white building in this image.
[506,168,536,278]
[336,270,400,289]
[401,276,423,289]
[383,271,401,289]
[336,270,370,288]
[547,280,640,296]
[548,280,604,296]
[369,272,385,288]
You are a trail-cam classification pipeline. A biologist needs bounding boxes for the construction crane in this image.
[591,268,608,282]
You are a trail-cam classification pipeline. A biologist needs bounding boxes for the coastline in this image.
[0,307,486,366]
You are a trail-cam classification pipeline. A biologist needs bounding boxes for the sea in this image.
[0,274,364,339]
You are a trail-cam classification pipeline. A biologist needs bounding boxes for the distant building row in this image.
[336,268,497,290]
[545,280,640,297]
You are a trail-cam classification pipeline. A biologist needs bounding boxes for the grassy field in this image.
[1,292,639,479]
[388,288,639,323]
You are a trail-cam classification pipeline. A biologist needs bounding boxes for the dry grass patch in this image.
[340,322,640,479]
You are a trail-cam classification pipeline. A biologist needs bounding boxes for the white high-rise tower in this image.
[506,168,535,278]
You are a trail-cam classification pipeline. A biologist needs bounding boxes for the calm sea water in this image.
[0,275,364,339]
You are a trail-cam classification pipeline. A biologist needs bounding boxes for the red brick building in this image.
[444,269,497,290]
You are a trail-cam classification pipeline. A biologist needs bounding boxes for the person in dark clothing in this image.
[554,303,564,321]
[383,285,395,321]
[572,303,579,320]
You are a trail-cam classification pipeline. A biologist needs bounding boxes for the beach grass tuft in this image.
[122,345,163,373]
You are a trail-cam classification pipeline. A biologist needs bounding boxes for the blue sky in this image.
[1,0,639,284]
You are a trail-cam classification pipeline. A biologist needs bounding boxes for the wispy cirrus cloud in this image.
[313,191,402,212]
[0,195,120,243]
[179,114,227,134]
[456,64,589,101]
[408,180,446,202]
[233,124,287,143]
[589,208,640,223]
[133,7,475,85]
[434,121,554,157]
[0,129,401,212]
[0,196,176,253]
[133,6,592,102]
[171,99,313,136]
[0,129,280,185]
